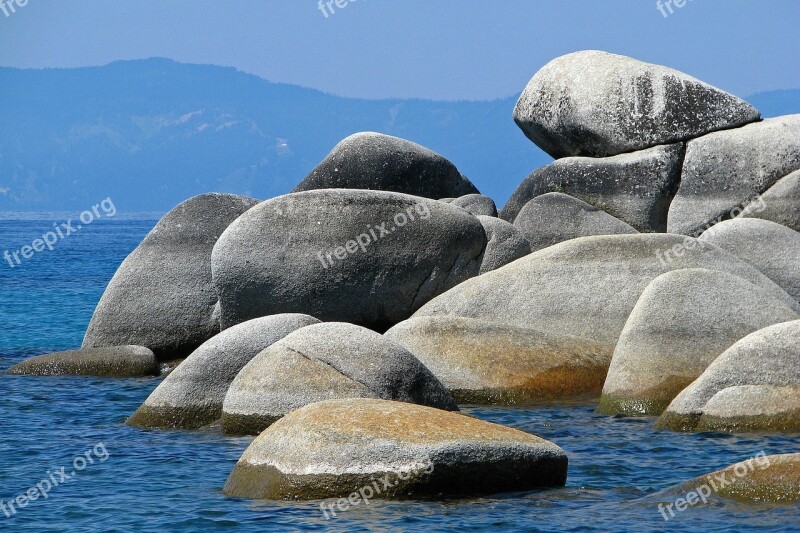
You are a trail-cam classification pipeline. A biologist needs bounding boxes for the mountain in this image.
[0,59,797,212]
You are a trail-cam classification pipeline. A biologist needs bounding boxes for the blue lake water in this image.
[1,216,798,532]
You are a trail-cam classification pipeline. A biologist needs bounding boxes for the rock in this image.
[221,323,458,435]
[385,316,613,404]
[82,193,259,359]
[500,143,684,233]
[450,194,498,217]
[126,314,320,429]
[513,192,638,252]
[657,320,800,432]
[513,50,759,158]
[292,132,478,199]
[476,216,530,274]
[223,398,568,500]
[698,218,800,302]
[668,114,800,235]
[598,269,799,416]
[412,234,799,348]
[739,169,800,232]
[212,190,487,331]
[6,346,158,377]
[666,453,800,505]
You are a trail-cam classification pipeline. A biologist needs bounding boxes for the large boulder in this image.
[513,50,759,158]
[657,320,800,433]
[599,269,799,416]
[412,234,798,349]
[385,316,613,404]
[82,193,259,359]
[476,216,530,274]
[211,190,487,331]
[126,314,320,429]
[514,192,638,252]
[6,346,158,377]
[221,323,458,435]
[739,169,800,232]
[500,144,683,232]
[698,218,800,302]
[292,132,478,199]
[668,114,800,235]
[448,194,498,217]
[223,398,568,500]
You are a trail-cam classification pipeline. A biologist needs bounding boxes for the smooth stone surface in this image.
[7,346,158,377]
[698,218,800,302]
[739,169,800,232]
[658,320,800,432]
[412,234,798,348]
[513,50,759,158]
[212,189,487,331]
[223,398,568,500]
[450,194,498,217]
[599,269,799,416]
[668,114,800,236]
[221,323,458,435]
[500,143,683,233]
[385,316,613,404]
[126,314,320,429]
[514,192,638,252]
[82,193,259,359]
[476,215,531,274]
[292,132,478,199]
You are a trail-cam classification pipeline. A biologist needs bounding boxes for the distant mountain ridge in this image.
[0,58,797,212]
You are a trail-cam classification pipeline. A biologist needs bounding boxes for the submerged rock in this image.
[513,50,758,158]
[7,346,158,377]
[223,398,568,500]
[221,323,457,435]
[599,269,798,416]
[476,216,530,274]
[126,314,320,429]
[658,320,800,432]
[82,193,259,359]
[293,132,478,199]
[212,190,486,331]
[385,316,613,404]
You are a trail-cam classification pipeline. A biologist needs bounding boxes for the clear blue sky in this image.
[0,0,798,100]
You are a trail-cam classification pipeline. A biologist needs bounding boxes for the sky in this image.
[0,0,798,101]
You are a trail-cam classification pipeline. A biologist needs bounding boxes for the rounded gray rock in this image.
[221,322,458,435]
[450,194,498,217]
[7,346,158,377]
[739,169,800,232]
[82,193,259,359]
[476,215,530,274]
[513,50,759,158]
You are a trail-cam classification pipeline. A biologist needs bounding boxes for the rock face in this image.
[658,320,800,433]
[500,143,684,233]
[292,132,478,199]
[385,316,613,404]
[223,398,568,500]
[513,50,759,158]
[739,169,800,232]
[212,190,487,331]
[698,218,800,302]
[668,114,800,236]
[6,346,158,377]
[476,216,530,274]
[82,193,259,359]
[412,234,798,348]
[221,323,458,435]
[126,314,320,429]
[514,192,638,252]
[449,194,498,217]
[598,269,799,416]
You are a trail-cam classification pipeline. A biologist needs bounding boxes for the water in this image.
[1,216,798,532]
